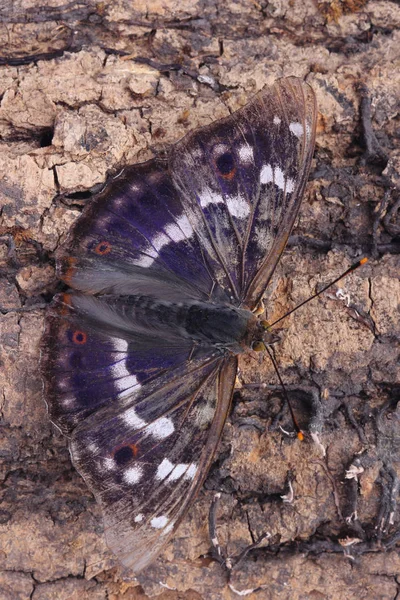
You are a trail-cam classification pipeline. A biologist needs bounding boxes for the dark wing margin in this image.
[70,355,238,573]
[242,77,317,308]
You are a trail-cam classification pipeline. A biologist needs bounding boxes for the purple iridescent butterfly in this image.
[41,77,317,573]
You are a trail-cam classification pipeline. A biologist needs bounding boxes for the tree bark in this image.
[1,1,400,598]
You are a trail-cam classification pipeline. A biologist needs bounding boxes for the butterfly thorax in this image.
[181,301,258,351]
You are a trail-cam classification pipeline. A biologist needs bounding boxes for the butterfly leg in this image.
[374,465,400,535]
[208,492,269,573]
[252,298,265,316]
[343,457,364,526]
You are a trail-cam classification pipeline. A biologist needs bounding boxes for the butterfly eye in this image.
[252,340,266,352]
[94,241,112,255]
[215,151,236,180]
[260,320,271,331]
[113,444,138,466]
[72,330,87,345]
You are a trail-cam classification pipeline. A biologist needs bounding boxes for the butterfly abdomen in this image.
[115,295,255,350]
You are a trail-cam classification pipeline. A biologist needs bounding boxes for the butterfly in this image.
[41,76,317,574]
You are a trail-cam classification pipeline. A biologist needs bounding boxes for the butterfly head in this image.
[251,320,281,352]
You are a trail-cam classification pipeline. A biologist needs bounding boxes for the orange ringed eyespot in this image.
[128,443,139,456]
[220,167,236,180]
[72,330,87,345]
[113,443,139,465]
[214,151,236,180]
[94,241,112,255]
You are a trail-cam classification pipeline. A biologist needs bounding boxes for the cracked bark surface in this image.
[1,1,399,598]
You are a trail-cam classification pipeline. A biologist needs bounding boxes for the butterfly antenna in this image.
[269,257,368,328]
[265,345,304,441]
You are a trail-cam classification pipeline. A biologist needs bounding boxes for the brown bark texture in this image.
[1,1,400,598]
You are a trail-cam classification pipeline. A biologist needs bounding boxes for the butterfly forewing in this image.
[170,77,317,308]
[41,77,317,573]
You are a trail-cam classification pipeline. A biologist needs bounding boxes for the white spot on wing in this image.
[199,187,224,208]
[135,241,162,267]
[113,338,128,353]
[226,195,250,219]
[260,164,273,184]
[285,178,295,193]
[213,143,228,156]
[156,458,198,482]
[289,122,304,138]
[260,164,295,193]
[176,213,193,237]
[274,167,285,191]
[151,515,169,529]
[111,339,141,396]
[103,457,115,471]
[161,522,175,536]
[195,401,216,426]
[58,379,70,392]
[167,463,188,482]
[135,214,193,267]
[135,254,156,268]
[61,395,75,407]
[165,214,194,242]
[238,145,254,164]
[273,116,281,125]
[147,417,175,440]
[122,407,147,429]
[306,120,312,141]
[124,465,143,484]
[186,463,197,479]
[156,458,175,481]
[152,232,170,251]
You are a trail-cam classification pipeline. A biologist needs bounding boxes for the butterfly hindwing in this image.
[70,353,237,572]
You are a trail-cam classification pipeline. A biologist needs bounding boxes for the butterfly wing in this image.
[170,76,317,308]
[42,293,196,433]
[57,159,233,304]
[71,355,237,573]
[42,293,237,571]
